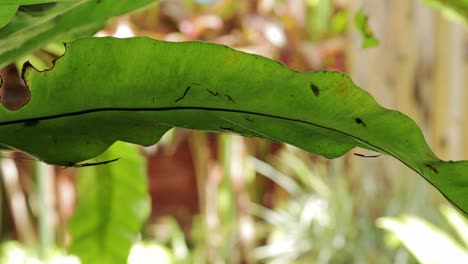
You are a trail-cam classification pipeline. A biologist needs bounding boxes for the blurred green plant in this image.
[421,0,468,24]
[249,150,370,263]
[0,240,177,264]
[0,241,80,264]
[69,142,151,264]
[377,204,468,263]
[0,0,160,67]
[354,10,379,48]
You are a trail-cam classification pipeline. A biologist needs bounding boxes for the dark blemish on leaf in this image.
[207,89,219,96]
[23,120,40,127]
[244,117,254,122]
[310,82,320,96]
[425,164,439,174]
[191,82,201,86]
[355,118,367,127]
[152,97,155,103]
[220,127,235,132]
[225,95,236,104]
[1,63,31,111]
[175,86,191,103]
[354,153,380,158]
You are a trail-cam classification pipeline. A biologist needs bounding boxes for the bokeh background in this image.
[1,0,468,263]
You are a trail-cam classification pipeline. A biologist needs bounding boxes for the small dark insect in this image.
[425,164,439,174]
[175,86,191,103]
[63,158,120,168]
[355,118,367,127]
[244,117,254,123]
[310,82,320,96]
[207,89,219,96]
[354,153,380,158]
[0,156,120,168]
[225,95,236,104]
[220,127,235,132]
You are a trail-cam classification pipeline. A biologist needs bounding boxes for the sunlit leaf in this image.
[377,216,468,263]
[0,37,467,215]
[69,142,150,264]
[440,204,468,247]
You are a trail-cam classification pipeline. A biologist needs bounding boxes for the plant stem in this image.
[35,161,55,260]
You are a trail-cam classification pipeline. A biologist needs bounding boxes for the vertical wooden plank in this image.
[463,31,468,160]
[446,23,464,159]
[432,15,451,159]
[392,0,421,123]
[412,0,434,134]
[432,16,465,160]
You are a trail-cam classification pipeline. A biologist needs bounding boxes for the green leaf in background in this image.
[69,141,150,264]
[421,0,468,24]
[0,36,467,215]
[354,10,379,48]
[0,5,18,29]
[0,0,160,68]
[377,205,468,263]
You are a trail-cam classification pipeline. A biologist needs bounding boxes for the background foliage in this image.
[0,0,467,263]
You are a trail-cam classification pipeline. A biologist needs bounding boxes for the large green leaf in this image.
[0,0,159,67]
[0,37,467,215]
[69,141,150,264]
[0,5,18,29]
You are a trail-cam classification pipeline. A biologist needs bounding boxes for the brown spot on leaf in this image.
[0,64,31,111]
